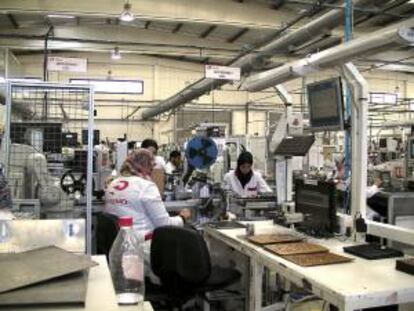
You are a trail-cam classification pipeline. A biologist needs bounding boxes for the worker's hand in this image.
[179,208,192,220]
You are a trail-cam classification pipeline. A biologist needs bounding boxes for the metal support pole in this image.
[274,85,294,203]
[4,48,9,79]
[343,0,353,212]
[43,26,53,82]
[86,86,94,255]
[249,261,264,311]
[341,62,368,235]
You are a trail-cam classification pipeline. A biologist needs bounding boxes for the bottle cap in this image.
[118,217,133,227]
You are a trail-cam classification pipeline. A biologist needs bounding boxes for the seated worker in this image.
[165,150,182,175]
[366,176,386,220]
[141,139,166,171]
[105,148,191,231]
[223,151,271,198]
[141,138,166,195]
[367,176,382,199]
[105,149,191,280]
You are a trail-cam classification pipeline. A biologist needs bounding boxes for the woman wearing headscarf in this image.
[105,148,191,233]
[223,151,271,198]
[105,149,191,283]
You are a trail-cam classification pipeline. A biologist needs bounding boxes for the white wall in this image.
[13,51,414,144]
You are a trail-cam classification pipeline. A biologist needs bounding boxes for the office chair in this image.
[96,212,119,260]
[150,226,241,310]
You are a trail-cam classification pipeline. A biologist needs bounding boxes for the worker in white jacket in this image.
[223,151,272,198]
[105,149,191,282]
[105,148,190,233]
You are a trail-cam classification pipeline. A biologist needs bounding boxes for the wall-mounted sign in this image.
[48,57,87,73]
[205,65,241,81]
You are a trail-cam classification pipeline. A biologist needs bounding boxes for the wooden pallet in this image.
[283,252,353,267]
[247,234,303,245]
[265,242,329,256]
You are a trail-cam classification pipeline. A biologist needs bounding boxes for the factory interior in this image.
[0,1,414,311]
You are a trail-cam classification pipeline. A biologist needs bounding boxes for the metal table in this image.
[204,220,414,311]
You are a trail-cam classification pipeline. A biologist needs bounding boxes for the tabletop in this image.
[204,220,414,310]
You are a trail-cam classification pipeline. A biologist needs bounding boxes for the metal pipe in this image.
[242,18,414,92]
[140,0,383,120]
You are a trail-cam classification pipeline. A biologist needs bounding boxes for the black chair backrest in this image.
[151,226,211,289]
[96,212,119,259]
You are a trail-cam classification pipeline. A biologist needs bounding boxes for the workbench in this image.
[204,220,414,311]
[4,256,153,311]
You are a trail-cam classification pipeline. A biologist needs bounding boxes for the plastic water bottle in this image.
[109,217,145,305]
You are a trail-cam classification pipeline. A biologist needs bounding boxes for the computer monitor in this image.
[62,132,78,147]
[10,122,62,153]
[307,77,344,132]
[294,179,337,237]
[408,137,414,160]
[379,138,387,149]
[65,150,97,173]
[82,129,100,146]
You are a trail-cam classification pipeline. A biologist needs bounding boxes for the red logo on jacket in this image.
[114,180,129,191]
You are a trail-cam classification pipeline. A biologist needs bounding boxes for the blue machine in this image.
[185,136,218,169]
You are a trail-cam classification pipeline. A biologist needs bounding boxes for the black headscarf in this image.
[235,151,253,188]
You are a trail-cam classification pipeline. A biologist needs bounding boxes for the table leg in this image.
[249,260,263,311]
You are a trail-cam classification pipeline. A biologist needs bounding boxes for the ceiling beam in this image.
[200,25,216,38]
[0,25,242,49]
[0,0,301,30]
[172,23,183,33]
[227,28,249,43]
[7,13,19,29]
[0,25,244,59]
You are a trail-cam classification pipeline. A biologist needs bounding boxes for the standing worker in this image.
[223,151,271,198]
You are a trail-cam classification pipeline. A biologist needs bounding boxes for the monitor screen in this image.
[295,179,337,237]
[409,138,414,160]
[10,122,62,153]
[379,138,387,148]
[307,77,344,132]
[62,132,78,147]
[82,129,100,146]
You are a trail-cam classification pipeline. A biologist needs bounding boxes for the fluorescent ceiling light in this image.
[10,77,43,83]
[111,47,121,60]
[120,2,135,22]
[70,79,144,94]
[47,14,76,19]
[0,76,5,83]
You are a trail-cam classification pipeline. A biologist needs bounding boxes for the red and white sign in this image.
[48,56,87,73]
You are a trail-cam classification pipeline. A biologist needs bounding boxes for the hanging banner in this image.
[48,57,87,73]
[205,65,241,81]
